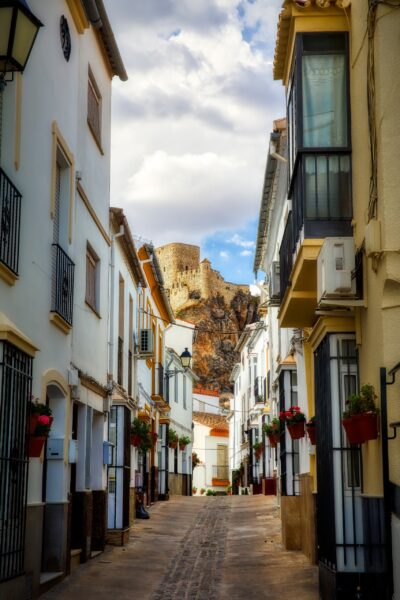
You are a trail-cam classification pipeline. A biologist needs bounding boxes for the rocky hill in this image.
[175,290,259,392]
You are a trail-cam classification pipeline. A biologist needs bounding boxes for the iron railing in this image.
[254,376,265,403]
[279,212,294,302]
[154,363,165,398]
[212,465,229,480]
[0,168,22,276]
[0,342,32,582]
[128,349,132,396]
[51,244,74,325]
[291,151,353,245]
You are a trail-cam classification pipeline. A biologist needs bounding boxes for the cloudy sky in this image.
[104,0,284,284]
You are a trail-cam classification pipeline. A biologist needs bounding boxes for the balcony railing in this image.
[51,244,74,325]
[0,168,22,275]
[254,376,266,403]
[291,151,353,245]
[117,337,123,385]
[212,465,229,480]
[279,212,294,302]
[154,363,165,399]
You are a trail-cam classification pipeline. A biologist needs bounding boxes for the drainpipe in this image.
[380,366,395,599]
[108,226,124,380]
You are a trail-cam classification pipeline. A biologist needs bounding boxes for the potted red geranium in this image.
[27,400,53,457]
[280,406,306,440]
[263,418,281,448]
[342,384,379,444]
[306,416,316,445]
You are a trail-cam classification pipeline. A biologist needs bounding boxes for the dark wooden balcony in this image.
[0,168,22,277]
[51,243,75,326]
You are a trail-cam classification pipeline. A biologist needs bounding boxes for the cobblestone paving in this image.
[151,497,230,600]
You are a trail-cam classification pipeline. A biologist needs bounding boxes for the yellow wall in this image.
[350,2,400,491]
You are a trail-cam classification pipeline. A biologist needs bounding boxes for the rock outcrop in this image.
[176,290,259,392]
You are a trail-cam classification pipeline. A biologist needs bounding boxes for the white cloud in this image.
[105,0,284,251]
[220,250,230,259]
[227,234,256,248]
[240,249,252,257]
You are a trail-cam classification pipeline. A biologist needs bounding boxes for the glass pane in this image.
[302,54,347,147]
[0,8,12,56]
[305,156,317,218]
[303,33,346,53]
[12,10,37,68]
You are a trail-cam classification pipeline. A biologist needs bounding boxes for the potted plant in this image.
[168,428,178,449]
[192,486,197,495]
[179,435,191,451]
[342,384,379,444]
[130,418,152,450]
[27,403,53,458]
[280,406,306,440]
[306,416,316,445]
[226,485,232,496]
[253,441,264,460]
[192,451,201,468]
[200,488,205,495]
[263,418,281,447]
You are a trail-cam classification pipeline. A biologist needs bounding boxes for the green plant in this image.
[280,406,306,424]
[263,418,280,436]
[206,489,217,496]
[131,418,152,451]
[306,416,316,427]
[179,435,191,449]
[192,451,201,468]
[232,469,241,485]
[253,441,263,451]
[168,428,178,444]
[343,384,378,419]
[200,488,205,495]
[192,486,197,494]
[28,398,52,417]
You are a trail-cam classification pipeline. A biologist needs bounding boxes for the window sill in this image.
[0,261,18,286]
[87,119,104,155]
[49,312,72,334]
[85,299,101,319]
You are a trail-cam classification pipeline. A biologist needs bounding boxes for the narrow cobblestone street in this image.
[41,495,318,600]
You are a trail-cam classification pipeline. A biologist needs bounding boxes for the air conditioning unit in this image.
[138,329,154,356]
[317,238,356,302]
[269,261,280,300]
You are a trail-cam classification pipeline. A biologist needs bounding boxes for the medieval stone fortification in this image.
[156,243,248,311]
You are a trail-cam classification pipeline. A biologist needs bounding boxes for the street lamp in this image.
[0,0,43,76]
[179,348,192,370]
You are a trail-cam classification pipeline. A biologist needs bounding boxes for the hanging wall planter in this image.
[267,433,280,448]
[306,417,316,445]
[342,384,379,445]
[28,436,46,458]
[131,434,141,447]
[342,413,378,445]
[287,421,305,440]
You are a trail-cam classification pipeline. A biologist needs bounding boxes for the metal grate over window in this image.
[0,342,32,582]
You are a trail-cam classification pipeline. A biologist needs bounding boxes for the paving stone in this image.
[41,495,318,600]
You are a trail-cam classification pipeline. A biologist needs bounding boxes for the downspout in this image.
[108,226,124,379]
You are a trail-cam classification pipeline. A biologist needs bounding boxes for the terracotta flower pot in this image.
[342,413,378,444]
[179,443,187,451]
[131,434,141,447]
[27,413,39,435]
[28,436,46,458]
[287,421,305,440]
[267,433,280,448]
[306,425,316,445]
[169,441,178,450]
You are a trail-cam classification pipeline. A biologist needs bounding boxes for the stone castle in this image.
[156,243,249,311]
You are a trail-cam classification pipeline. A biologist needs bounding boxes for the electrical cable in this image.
[140,308,265,337]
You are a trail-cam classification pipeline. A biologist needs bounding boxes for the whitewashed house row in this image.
[0,1,126,597]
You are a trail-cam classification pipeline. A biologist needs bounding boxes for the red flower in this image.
[37,415,50,426]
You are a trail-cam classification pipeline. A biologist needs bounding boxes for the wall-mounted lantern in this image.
[0,0,43,77]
